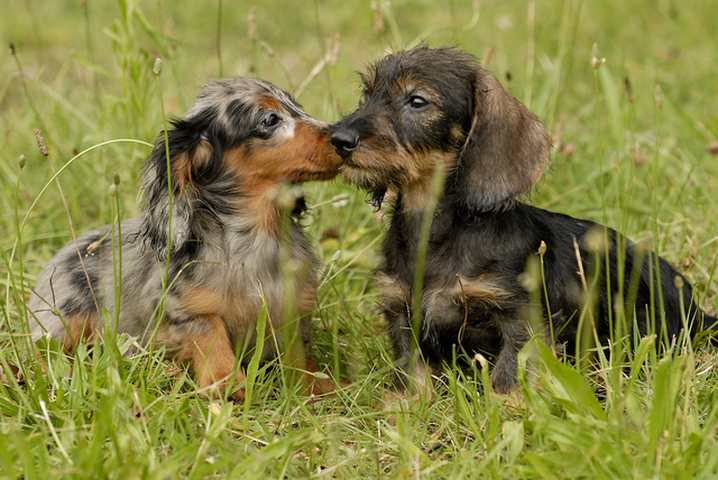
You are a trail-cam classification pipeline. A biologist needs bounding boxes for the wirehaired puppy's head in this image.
[141,77,342,258]
[331,46,550,211]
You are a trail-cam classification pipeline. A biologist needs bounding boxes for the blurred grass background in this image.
[1,1,717,478]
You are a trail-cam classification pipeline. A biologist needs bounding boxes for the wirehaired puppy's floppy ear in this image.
[457,67,550,211]
[140,114,216,259]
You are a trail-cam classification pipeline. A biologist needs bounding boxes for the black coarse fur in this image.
[332,46,715,393]
[384,198,713,380]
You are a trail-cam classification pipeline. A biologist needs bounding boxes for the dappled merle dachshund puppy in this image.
[29,77,341,400]
[331,46,716,393]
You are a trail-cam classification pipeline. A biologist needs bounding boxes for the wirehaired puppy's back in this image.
[331,46,716,393]
[29,77,341,400]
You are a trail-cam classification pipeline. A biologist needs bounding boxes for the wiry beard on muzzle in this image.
[369,187,387,210]
[340,145,412,186]
[339,163,388,210]
[340,163,386,190]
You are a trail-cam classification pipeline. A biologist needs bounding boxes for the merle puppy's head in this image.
[331,46,550,211]
[141,77,342,257]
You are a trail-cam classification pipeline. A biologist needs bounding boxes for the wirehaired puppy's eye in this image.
[407,95,429,110]
[261,112,281,129]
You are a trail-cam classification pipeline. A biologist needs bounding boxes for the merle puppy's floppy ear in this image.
[140,114,215,259]
[456,67,550,211]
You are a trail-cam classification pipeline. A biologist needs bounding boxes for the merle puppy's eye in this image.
[261,112,281,128]
[408,95,429,109]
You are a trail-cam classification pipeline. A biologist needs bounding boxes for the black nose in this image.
[330,128,359,152]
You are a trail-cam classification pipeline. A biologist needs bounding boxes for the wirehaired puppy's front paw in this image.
[489,350,520,394]
[490,369,517,395]
[382,360,435,411]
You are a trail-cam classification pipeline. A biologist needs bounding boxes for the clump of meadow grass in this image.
[1,1,716,477]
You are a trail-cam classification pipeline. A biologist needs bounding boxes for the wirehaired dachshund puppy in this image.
[331,46,716,393]
[29,77,342,400]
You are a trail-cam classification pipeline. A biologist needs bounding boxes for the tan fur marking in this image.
[392,75,440,99]
[450,123,464,142]
[174,139,213,192]
[412,360,435,395]
[173,152,192,191]
[178,315,245,401]
[400,151,458,212]
[303,355,336,395]
[393,75,416,95]
[258,96,281,110]
[452,274,513,307]
[344,133,457,212]
[375,272,409,307]
[341,114,423,190]
[225,121,340,233]
[62,313,97,352]
[234,122,339,181]
[181,288,224,316]
[179,288,261,344]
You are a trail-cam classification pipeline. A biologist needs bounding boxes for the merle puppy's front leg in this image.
[163,316,246,401]
[491,316,529,394]
[300,315,335,395]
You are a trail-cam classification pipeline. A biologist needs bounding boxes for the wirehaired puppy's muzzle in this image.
[330,126,359,155]
[333,45,715,396]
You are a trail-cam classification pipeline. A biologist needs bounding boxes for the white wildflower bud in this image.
[474,353,488,369]
[591,43,606,69]
[583,227,608,254]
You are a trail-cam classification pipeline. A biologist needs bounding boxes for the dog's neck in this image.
[391,192,455,240]
[386,174,517,219]
[388,187,519,243]
[394,157,458,214]
[399,180,439,214]
[226,185,306,238]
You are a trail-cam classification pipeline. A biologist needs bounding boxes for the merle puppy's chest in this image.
[165,220,318,341]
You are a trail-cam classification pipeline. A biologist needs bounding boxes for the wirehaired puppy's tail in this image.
[704,313,718,346]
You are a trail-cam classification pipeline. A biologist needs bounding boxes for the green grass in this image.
[1,1,717,478]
